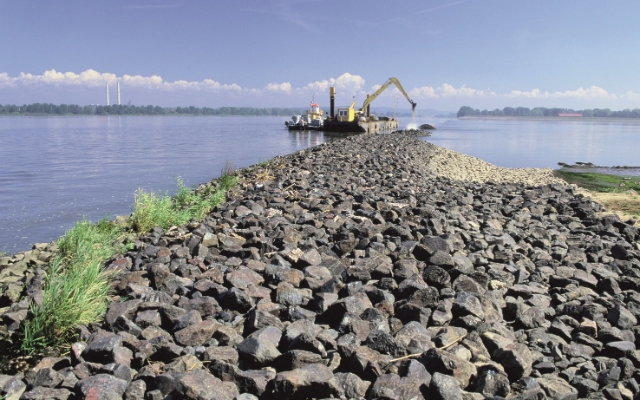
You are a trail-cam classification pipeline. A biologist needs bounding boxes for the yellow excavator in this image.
[323,77,416,132]
[332,77,416,123]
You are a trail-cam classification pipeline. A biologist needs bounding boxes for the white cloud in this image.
[2,69,639,108]
[302,73,365,93]
[408,83,634,104]
[506,86,615,100]
[0,69,242,92]
[265,82,292,92]
[410,84,496,99]
[621,90,640,101]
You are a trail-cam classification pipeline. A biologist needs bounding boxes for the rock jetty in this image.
[1,133,639,400]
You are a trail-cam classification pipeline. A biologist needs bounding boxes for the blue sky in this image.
[1,0,639,111]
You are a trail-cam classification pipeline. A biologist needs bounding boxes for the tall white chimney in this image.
[106,83,110,106]
[117,82,121,105]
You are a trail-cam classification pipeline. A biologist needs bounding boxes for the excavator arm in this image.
[359,77,417,114]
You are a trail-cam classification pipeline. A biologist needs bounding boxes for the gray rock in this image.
[81,332,123,364]
[332,372,371,399]
[208,360,275,396]
[19,387,72,400]
[421,347,477,388]
[124,379,146,400]
[369,373,425,400]
[75,374,128,400]
[431,372,463,400]
[468,366,510,397]
[603,341,636,358]
[272,363,339,399]
[537,376,579,400]
[174,320,218,346]
[607,306,637,330]
[237,334,282,367]
[173,369,239,400]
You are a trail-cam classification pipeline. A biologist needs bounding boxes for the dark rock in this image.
[430,372,463,400]
[603,341,636,358]
[365,330,406,358]
[369,373,426,400]
[174,369,239,400]
[174,320,218,346]
[536,376,579,400]
[237,327,282,367]
[420,347,477,388]
[81,332,124,364]
[208,360,275,396]
[19,387,72,400]
[271,363,339,399]
[423,265,451,288]
[332,372,371,399]
[75,373,128,400]
[468,366,510,397]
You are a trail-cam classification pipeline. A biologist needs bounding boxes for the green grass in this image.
[130,170,237,234]
[22,219,129,353]
[21,164,238,354]
[257,159,272,168]
[554,169,640,192]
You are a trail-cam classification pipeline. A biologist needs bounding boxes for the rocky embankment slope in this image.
[1,133,639,400]
[427,145,566,186]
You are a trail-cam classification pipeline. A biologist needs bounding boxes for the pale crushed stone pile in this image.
[426,144,568,186]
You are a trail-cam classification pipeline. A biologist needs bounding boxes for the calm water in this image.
[423,117,640,169]
[1,115,639,253]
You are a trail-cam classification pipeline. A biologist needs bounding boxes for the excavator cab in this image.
[336,100,357,122]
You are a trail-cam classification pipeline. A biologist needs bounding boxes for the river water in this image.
[1,115,639,253]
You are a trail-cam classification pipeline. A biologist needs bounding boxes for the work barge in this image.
[287,77,415,133]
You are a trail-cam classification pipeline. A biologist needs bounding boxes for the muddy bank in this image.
[1,133,639,400]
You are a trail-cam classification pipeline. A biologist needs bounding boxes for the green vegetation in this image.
[22,219,129,353]
[0,103,306,116]
[131,168,236,234]
[258,159,272,168]
[21,165,237,353]
[457,106,640,118]
[554,170,640,192]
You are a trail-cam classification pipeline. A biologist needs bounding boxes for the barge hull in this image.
[323,119,399,133]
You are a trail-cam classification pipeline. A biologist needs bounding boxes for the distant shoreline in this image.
[459,115,640,122]
[0,113,292,117]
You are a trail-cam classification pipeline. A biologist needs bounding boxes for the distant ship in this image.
[285,98,325,131]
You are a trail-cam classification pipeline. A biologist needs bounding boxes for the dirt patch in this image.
[578,189,640,227]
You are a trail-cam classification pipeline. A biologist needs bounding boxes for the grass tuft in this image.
[131,167,237,234]
[554,169,640,192]
[22,219,129,353]
[20,162,238,355]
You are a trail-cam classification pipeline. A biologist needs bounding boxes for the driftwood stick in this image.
[388,334,468,363]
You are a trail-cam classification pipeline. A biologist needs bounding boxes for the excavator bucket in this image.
[411,102,417,111]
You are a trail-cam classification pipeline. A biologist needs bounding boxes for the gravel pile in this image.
[427,145,567,186]
[1,133,639,400]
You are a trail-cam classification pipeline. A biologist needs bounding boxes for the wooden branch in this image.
[389,334,468,363]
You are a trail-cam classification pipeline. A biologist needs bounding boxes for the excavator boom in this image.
[360,77,416,114]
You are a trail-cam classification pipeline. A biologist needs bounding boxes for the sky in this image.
[1,0,639,112]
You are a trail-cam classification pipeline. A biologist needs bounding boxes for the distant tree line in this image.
[0,103,306,116]
[457,106,640,118]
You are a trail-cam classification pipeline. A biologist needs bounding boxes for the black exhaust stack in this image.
[330,87,335,118]
[366,94,370,117]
